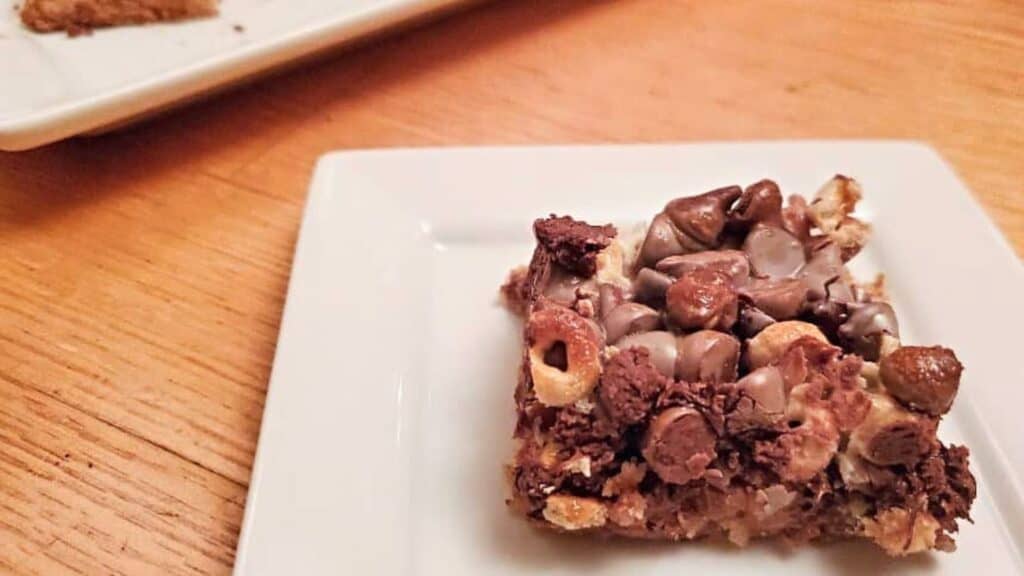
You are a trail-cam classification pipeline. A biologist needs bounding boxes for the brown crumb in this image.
[232,23,244,32]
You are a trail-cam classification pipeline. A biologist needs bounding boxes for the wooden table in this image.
[1,1,1021,573]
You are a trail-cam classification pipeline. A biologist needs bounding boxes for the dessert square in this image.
[502,177,976,556]
[20,0,218,34]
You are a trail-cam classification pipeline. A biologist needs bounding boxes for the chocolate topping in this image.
[598,348,668,426]
[880,346,962,416]
[665,269,739,331]
[534,215,616,277]
[740,277,808,320]
[655,250,750,285]
[603,302,661,344]
[743,224,806,278]
[676,330,740,383]
[633,267,674,306]
[641,406,717,485]
[616,331,678,379]
[839,302,899,360]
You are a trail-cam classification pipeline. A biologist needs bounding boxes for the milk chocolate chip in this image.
[616,331,678,379]
[879,346,962,416]
[839,302,900,361]
[743,223,806,278]
[663,186,742,246]
[641,406,717,485]
[665,269,739,331]
[655,250,750,285]
[675,330,740,383]
[731,179,783,226]
[603,302,661,344]
[728,366,787,431]
[799,242,844,301]
[638,187,742,266]
[740,277,808,320]
[633,268,674,305]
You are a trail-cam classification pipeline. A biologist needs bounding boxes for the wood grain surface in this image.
[1,1,1022,573]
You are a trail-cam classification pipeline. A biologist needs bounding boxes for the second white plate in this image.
[235,143,1024,575]
[0,0,471,151]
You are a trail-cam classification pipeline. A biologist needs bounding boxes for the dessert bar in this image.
[502,177,975,555]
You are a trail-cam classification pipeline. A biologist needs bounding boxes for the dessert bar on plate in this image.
[234,144,1023,575]
[503,176,975,555]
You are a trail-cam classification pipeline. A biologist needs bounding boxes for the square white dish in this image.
[0,0,471,151]
[234,143,1024,575]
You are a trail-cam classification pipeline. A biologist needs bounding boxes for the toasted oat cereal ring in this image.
[527,306,603,406]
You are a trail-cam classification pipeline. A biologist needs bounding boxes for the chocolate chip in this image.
[743,223,806,278]
[616,331,678,379]
[739,277,808,320]
[603,302,661,344]
[838,302,900,361]
[731,179,783,227]
[880,346,962,416]
[638,187,742,267]
[675,330,740,383]
[799,242,844,301]
[665,269,739,331]
[641,406,717,485]
[663,186,742,247]
[655,250,750,285]
[633,268,673,305]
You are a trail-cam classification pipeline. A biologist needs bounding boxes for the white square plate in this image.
[234,143,1024,575]
[0,0,470,151]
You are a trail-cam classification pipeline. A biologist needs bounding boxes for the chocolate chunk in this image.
[633,267,674,306]
[655,250,750,285]
[534,215,616,277]
[603,302,661,344]
[743,223,806,278]
[838,302,900,360]
[864,421,933,467]
[675,330,740,383]
[641,406,717,484]
[598,348,668,426]
[731,179,783,227]
[740,277,808,320]
[616,331,678,379]
[665,269,739,331]
[880,346,962,416]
